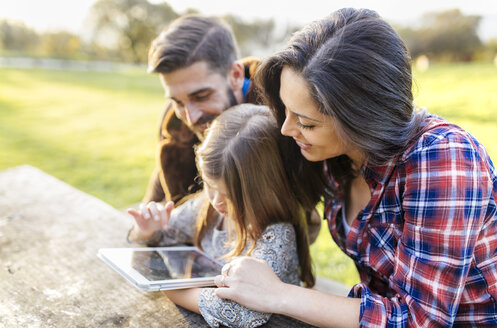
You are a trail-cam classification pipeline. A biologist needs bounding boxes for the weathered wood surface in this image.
[0,165,316,327]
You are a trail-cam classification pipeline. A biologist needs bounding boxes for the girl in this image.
[213,8,497,328]
[127,104,314,327]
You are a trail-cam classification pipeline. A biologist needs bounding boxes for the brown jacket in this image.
[142,57,261,204]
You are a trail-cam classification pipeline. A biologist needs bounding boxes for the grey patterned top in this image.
[141,193,300,328]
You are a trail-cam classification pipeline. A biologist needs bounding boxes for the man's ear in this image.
[228,61,245,91]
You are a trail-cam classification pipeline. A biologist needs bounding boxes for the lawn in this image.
[1,62,496,286]
[0,68,164,207]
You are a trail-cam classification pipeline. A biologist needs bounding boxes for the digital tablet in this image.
[98,246,223,291]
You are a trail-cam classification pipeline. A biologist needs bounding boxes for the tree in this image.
[474,38,497,62]
[394,25,424,59]
[223,15,280,57]
[397,9,482,62]
[422,9,481,61]
[39,32,82,58]
[87,0,179,63]
[0,19,39,53]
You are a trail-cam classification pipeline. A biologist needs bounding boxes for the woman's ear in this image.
[228,61,245,91]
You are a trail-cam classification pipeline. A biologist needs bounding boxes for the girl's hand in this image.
[214,257,287,314]
[127,201,174,236]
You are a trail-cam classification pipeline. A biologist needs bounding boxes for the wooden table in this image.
[0,165,315,327]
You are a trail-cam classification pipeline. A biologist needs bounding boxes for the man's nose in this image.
[185,104,204,125]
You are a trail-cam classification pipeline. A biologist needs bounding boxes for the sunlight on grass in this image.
[0,68,165,207]
[311,219,360,286]
[1,63,496,286]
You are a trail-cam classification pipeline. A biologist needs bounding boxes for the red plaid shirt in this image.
[325,116,497,327]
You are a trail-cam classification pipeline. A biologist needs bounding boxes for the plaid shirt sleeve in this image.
[350,127,495,327]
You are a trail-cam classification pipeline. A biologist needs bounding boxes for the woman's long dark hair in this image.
[255,8,426,198]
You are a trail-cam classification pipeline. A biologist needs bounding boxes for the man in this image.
[143,15,260,205]
[140,14,321,242]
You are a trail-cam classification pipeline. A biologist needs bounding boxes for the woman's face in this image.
[202,175,229,216]
[279,66,353,162]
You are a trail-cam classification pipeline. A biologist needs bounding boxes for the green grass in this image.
[1,63,496,287]
[0,68,165,207]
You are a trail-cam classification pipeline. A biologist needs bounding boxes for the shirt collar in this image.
[360,115,447,186]
[361,157,398,187]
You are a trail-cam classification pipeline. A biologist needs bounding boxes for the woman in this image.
[213,8,497,327]
[128,104,314,327]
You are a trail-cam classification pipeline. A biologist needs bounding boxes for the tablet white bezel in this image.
[98,246,223,291]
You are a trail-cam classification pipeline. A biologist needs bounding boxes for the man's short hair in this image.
[148,15,239,75]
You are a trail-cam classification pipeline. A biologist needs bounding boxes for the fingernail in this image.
[144,212,150,219]
[154,215,159,221]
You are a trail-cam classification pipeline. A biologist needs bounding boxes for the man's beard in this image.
[227,85,238,108]
[194,85,239,140]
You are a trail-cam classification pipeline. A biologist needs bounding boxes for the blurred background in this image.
[1,0,496,286]
[1,0,496,64]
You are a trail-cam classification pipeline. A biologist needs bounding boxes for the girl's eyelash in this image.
[296,121,315,130]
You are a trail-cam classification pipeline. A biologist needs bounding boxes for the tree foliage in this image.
[0,19,85,59]
[0,4,494,64]
[87,0,179,63]
[223,15,275,56]
[223,15,302,57]
[39,32,82,58]
[0,20,39,52]
[86,0,282,61]
[397,9,482,61]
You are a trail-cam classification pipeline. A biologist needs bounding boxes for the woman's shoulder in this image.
[402,114,486,162]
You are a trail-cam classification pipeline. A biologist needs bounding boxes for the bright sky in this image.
[1,0,496,40]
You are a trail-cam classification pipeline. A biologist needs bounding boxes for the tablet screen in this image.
[130,249,222,281]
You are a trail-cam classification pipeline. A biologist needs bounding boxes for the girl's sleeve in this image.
[352,130,495,327]
[198,224,299,328]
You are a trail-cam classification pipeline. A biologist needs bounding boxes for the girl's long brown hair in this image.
[194,104,314,287]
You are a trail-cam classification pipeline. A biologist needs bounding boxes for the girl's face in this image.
[203,176,229,216]
[279,66,362,164]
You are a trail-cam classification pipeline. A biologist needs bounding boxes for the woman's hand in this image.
[214,257,287,314]
[127,201,174,238]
